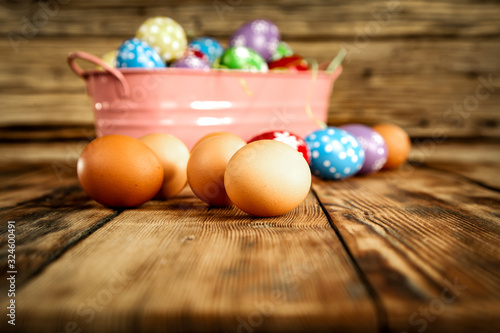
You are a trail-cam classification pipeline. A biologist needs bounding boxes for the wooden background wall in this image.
[1,0,500,144]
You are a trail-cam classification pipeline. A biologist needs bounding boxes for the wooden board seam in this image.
[15,208,122,291]
[311,187,389,333]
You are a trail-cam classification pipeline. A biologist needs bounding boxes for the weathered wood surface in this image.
[2,139,499,174]
[0,165,119,295]
[0,153,499,332]
[422,162,500,190]
[2,0,500,38]
[0,163,76,207]
[2,37,500,139]
[1,167,378,333]
[313,165,500,332]
[1,0,500,139]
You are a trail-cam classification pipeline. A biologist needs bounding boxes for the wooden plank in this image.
[0,93,94,125]
[1,0,500,38]
[0,141,90,164]
[0,165,118,294]
[1,37,500,138]
[2,139,500,167]
[312,166,500,332]
[409,140,500,165]
[422,162,500,191]
[0,125,95,142]
[0,163,77,207]
[4,190,378,332]
[3,37,500,92]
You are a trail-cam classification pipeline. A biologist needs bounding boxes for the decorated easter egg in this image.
[188,37,224,65]
[305,127,365,180]
[340,124,388,175]
[185,48,210,64]
[270,41,294,62]
[248,130,310,164]
[220,46,268,72]
[268,55,309,71]
[116,38,165,68]
[172,55,210,69]
[100,50,117,68]
[229,19,280,62]
[136,16,187,62]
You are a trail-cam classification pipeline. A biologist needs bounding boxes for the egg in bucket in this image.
[67,50,343,150]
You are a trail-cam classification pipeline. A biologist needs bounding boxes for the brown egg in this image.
[187,135,246,206]
[372,123,411,169]
[191,132,242,151]
[139,133,190,199]
[224,140,311,217]
[77,135,163,208]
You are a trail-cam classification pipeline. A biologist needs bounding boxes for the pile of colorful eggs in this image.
[101,17,308,72]
[79,16,411,216]
[77,124,411,217]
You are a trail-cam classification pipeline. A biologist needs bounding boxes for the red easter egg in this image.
[184,48,210,64]
[248,130,311,164]
[268,55,309,71]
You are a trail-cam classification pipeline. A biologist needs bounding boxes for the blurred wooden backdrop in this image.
[1,0,500,146]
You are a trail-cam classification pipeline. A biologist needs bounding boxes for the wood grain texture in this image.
[1,0,500,38]
[1,0,500,139]
[1,36,500,138]
[0,125,96,142]
[0,163,76,207]
[422,162,500,190]
[1,151,499,332]
[2,139,499,167]
[409,140,500,165]
[312,167,500,332]
[0,165,118,295]
[2,187,378,333]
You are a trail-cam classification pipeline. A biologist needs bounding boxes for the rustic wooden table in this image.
[1,0,499,331]
[1,142,499,333]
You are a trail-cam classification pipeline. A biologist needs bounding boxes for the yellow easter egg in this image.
[136,17,187,62]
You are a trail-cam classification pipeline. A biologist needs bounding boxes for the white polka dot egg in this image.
[305,127,365,180]
[116,38,165,68]
[136,16,187,62]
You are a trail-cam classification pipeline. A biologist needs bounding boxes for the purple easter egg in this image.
[229,19,280,62]
[171,55,210,69]
[340,124,388,175]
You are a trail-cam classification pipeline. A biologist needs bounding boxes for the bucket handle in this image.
[67,51,131,98]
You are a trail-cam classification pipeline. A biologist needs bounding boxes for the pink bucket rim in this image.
[68,51,343,81]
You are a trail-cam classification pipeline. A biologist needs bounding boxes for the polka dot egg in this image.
[116,38,165,68]
[340,124,388,175]
[229,19,280,62]
[188,37,224,65]
[136,17,187,62]
[305,127,365,180]
[220,46,268,72]
[172,55,210,69]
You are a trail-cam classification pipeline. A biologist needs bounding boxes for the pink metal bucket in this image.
[68,51,342,149]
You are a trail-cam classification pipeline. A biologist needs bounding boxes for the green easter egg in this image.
[220,46,268,72]
[270,41,294,62]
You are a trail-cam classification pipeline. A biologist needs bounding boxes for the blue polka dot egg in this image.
[188,37,224,65]
[305,127,365,180]
[116,38,165,69]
